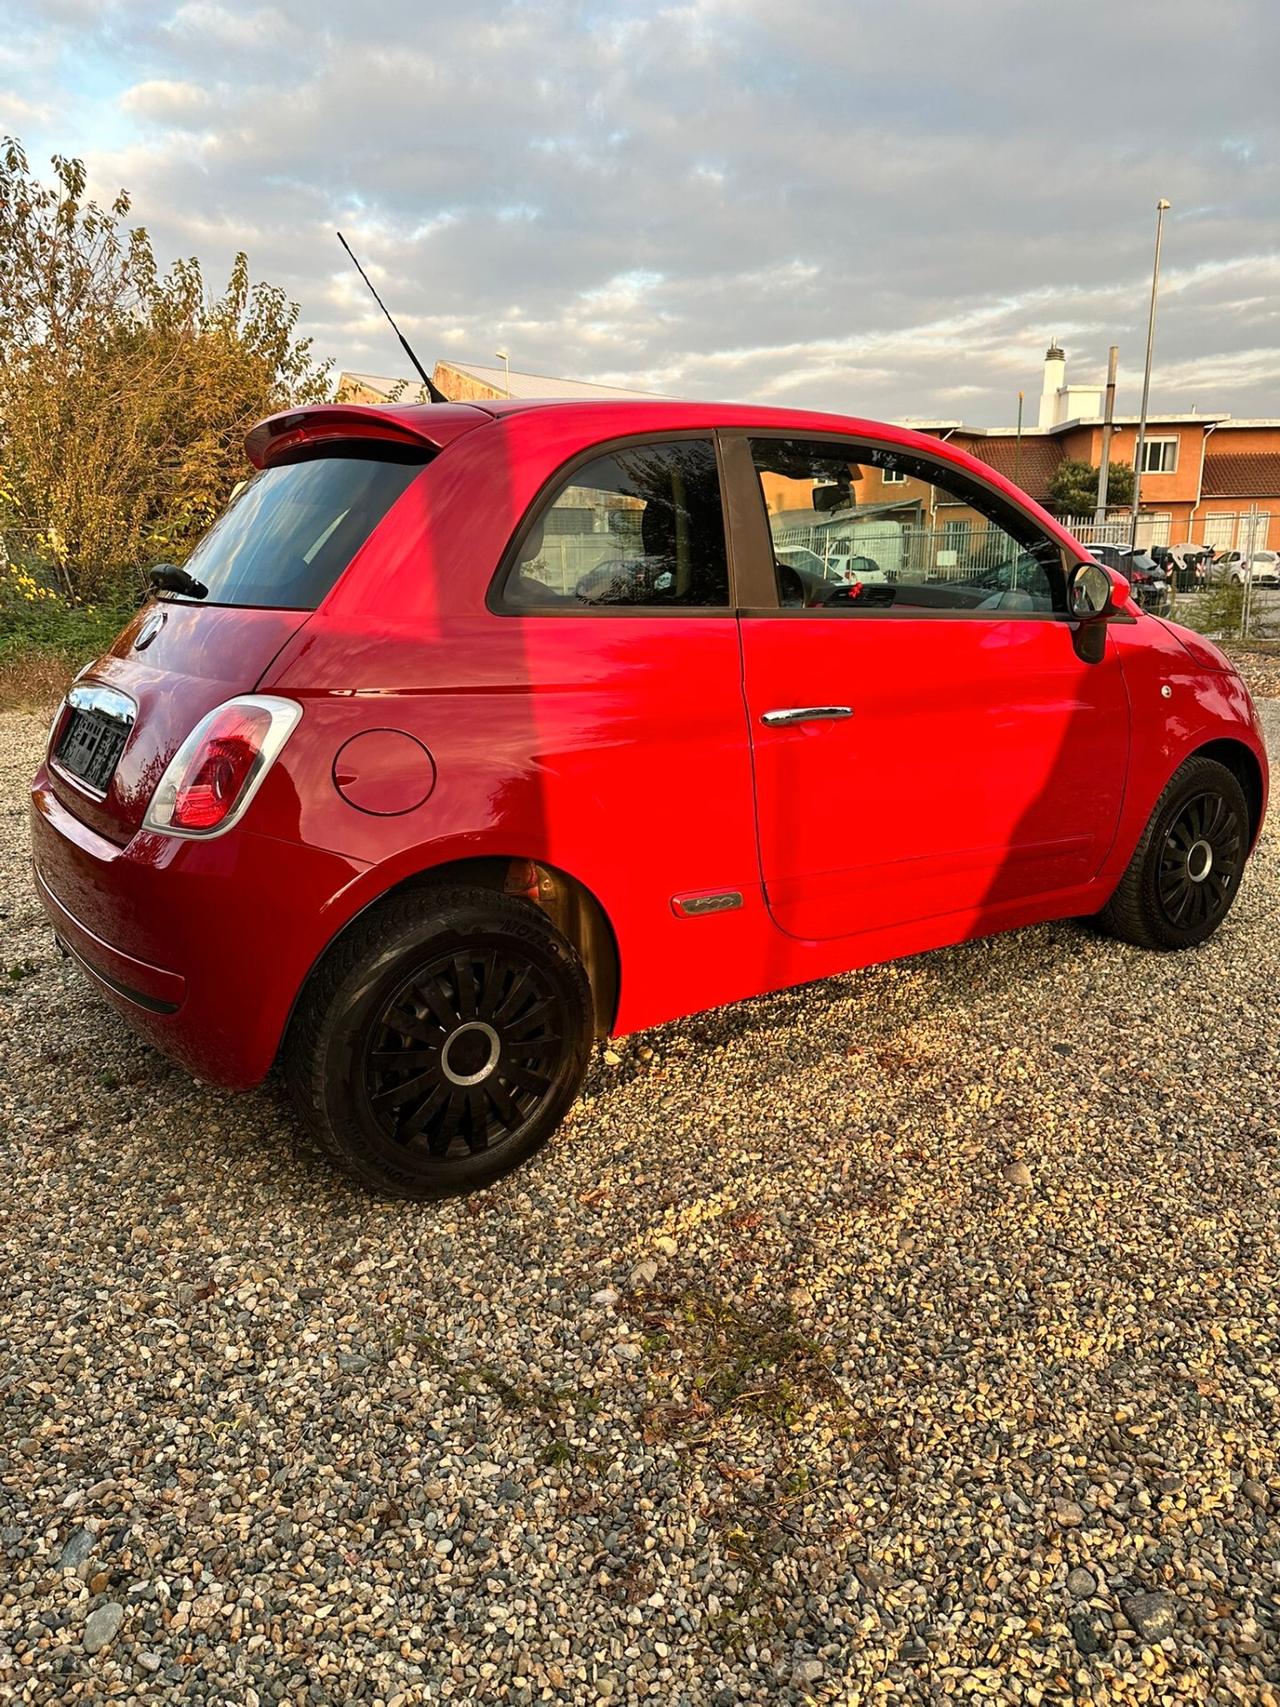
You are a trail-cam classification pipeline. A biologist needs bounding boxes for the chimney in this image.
[1039,338,1066,428]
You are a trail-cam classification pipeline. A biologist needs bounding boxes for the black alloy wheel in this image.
[284,886,593,1198]
[363,945,568,1157]
[1154,790,1243,935]
[1096,755,1251,951]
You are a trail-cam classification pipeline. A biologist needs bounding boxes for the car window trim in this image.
[722,426,1077,620]
[487,429,735,616]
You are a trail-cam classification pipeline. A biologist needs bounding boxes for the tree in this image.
[1046,457,1135,518]
[0,137,332,600]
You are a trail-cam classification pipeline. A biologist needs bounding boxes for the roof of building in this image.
[337,370,432,403]
[1201,453,1280,499]
[949,434,1063,500]
[435,360,668,401]
[950,413,1230,435]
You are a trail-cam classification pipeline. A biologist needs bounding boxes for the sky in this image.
[3,0,1278,425]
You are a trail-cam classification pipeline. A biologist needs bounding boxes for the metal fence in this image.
[774,519,1025,581]
[1057,509,1278,641]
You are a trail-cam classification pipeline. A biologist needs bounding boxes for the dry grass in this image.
[0,651,74,715]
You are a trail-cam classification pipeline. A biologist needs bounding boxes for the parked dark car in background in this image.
[1088,543,1170,613]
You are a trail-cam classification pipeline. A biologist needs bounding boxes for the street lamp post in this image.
[1129,199,1171,553]
[495,349,511,397]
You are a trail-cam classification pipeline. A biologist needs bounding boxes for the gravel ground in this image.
[2,705,1278,1707]
[1225,644,1280,703]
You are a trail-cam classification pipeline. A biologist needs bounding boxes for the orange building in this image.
[923,345,1280,553]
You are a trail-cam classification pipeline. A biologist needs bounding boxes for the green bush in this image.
[0,558,131,666]
[1174,581,1243,640]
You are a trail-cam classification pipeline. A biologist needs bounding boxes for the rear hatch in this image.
[46,417,466,844]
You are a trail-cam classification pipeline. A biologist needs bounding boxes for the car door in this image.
[725,430,1131,942]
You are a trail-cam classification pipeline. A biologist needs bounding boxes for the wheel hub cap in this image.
[441,1020,501,1086]
[1186,838,1214,883]
[1157,790,1242,931]
[362,945,566,1158]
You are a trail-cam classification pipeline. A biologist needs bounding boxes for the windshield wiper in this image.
[148,563,208,599]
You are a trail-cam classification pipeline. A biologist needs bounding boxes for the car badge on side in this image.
[135,609,167,651]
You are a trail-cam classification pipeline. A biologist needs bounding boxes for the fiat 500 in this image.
[30,399,1269,1197]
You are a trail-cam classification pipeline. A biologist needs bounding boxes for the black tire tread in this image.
[282,885,592,1198]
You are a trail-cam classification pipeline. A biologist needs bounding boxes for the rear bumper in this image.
[36,865,184,1012]
[30,766,368,1089]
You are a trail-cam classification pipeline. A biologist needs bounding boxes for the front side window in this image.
[751,438,1066,615]
[500,438,729,610]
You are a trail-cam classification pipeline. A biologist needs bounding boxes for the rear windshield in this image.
[175,445,430,609]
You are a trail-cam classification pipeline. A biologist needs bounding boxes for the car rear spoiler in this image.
[244,402,492,469]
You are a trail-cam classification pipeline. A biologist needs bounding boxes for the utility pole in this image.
[1130,200,1171,552]
[1013,391,1024,490]
[1095,344,1118,524]
[1241,503,1260,639]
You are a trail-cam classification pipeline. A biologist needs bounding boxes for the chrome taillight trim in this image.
[141,694,302,840]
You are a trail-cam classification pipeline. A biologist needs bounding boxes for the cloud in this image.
[0,91,55,129]
[6,0,1280,422]
[118,79,212,125]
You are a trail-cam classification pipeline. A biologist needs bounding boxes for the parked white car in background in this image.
[1211,549,1280,586]
[1236,550,1280,586]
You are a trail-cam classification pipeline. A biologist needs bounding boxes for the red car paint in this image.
[29,398,1269,1090]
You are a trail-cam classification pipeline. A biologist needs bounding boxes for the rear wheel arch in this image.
[295,855,620,1045]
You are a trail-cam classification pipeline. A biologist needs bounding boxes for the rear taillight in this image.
[143,695,301,838]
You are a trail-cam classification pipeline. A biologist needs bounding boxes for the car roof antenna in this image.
[336,231,448,404]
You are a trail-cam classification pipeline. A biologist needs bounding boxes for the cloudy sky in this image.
[4,0,1278,424]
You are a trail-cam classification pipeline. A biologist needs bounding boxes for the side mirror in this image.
[1069,560,1127,620]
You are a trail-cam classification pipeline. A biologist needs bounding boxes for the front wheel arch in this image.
[1188,736,1265,847]
[1096,753,1250,950]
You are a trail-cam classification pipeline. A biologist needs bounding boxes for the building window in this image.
[1133,511,1171,548]
[881,469,907,485]
[1139,438,1178,475]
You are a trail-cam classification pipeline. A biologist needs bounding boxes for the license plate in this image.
[55,707,130,794]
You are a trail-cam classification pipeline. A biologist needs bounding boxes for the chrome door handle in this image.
[760,705,854,726]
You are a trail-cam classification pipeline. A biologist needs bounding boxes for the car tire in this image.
[1095,756,1249,951]
[283,885,594,1199]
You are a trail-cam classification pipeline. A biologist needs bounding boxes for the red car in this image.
[30,399,1269,1197]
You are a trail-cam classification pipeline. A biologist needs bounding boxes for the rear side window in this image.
[177,445,430,609]
[499,438,729,610]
